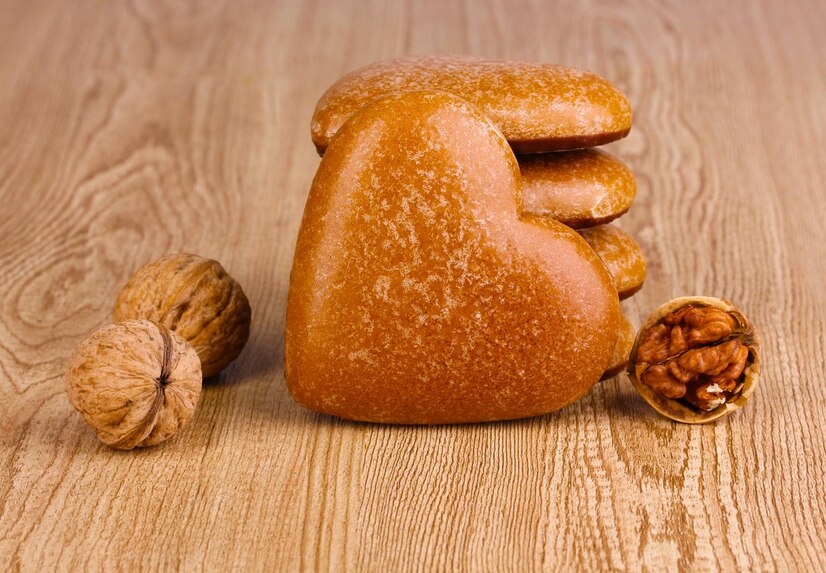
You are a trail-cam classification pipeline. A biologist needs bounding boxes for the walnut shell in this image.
[66,320,202,449]
[113,253,251,378]
[626,296,760,424]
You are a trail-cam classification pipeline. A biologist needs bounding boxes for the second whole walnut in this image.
[66,320,202,449]
[114,253,251,378]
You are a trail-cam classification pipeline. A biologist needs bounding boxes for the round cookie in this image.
[312,55,632,154]
[520,149,636,228]
[579,224,647,299]
[602,312,635,380]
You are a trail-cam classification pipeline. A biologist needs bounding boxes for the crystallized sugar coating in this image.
[311,56,632,154]
[519,149,636,228]
[287,91,620,424]
[579,224,647,300]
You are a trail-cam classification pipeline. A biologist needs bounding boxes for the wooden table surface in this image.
[2,0,825,570]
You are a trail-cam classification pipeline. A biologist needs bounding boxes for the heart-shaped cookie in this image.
[286,91,620,424]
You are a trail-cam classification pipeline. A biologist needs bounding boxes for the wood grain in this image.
[1,0,825,570]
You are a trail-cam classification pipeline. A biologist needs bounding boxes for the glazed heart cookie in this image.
[286,91,620,424]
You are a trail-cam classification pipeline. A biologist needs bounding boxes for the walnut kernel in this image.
[65,320,202,449]
[626,297,760,423]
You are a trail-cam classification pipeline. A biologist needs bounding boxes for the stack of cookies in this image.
[309,56,645,381]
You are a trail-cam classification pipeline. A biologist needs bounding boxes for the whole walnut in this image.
[114,253,251,378]
[66,320,202,449]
